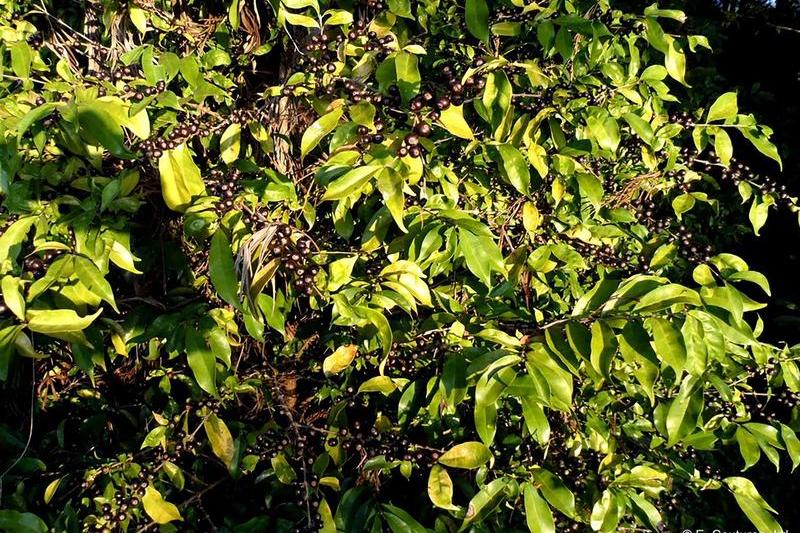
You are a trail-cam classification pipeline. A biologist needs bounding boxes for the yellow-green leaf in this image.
[157,144,207,212]
[438,105,474,139]
[301,107,343,160]
[142,485,182,524]
[26,309,102,334]
[428,464,459,510]
[43,477,62,504]
[220,123,241,164]
[1,276,25,319]
[323,345,358,375]
[438,441,492,469]
[322,165,382,201]
[204,413,236,470]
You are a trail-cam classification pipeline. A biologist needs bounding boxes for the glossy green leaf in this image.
[142,485,182,524]
[209,230,241,310]
[523,483,555,533]
[438,441,492,469]
[220,123,241,164]
[301,107,344,160]
[204,412,236,470]
[465,0,490,43]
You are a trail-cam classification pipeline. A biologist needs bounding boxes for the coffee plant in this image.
[0,0,799,531]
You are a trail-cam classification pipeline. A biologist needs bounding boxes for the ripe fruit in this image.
[414,123,432,137]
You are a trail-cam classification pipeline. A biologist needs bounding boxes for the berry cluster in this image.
[131,80,167,102]
[491,5,536,23]
[672,111,696,128]
[356,123,385,148]
[247,428,291,460]
[138,113,226,159]
[22,249,64,276]
[570,240,639,273]
[335,422,442,466]
[384,332,446,375]
[84,468,151,532]
[669,224,713,264]
[269,224,319,296]
[397,123,430,158]
[207,168,242,213]
[631,196,713,264]
[693,153,792,205]
[289,476,325,533]
[362,31,394,58]
[359,0,386,11]
[92,65,141,83]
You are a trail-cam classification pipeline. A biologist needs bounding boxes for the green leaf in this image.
[0,217,36,272]
[708,92,738,122]
[666,375,700,446]
[387,0,412,18]
[328,256,358,292]
[427,465,458,510]
[438,441,492,469]
[590,321,616,381]
[43,477,62,504]
[438,104,474,139]
[780,424,800,472]
[395,51,421,104]
[1,276,25,319]
[10,41,32,80]
[0,510,47,533]
[382,504,427,533]
[590,490,620,532]
[623,112,655,144]
[736,427,761,470]
[186,328,217,396]
[651,317,687,375]
[576,173,604,211]
[204,412,236,470]
[209,230,241,310]
[665,36,689,86]
[358,375,397,395]
[283,11,319,27]
[323,344,358,375]
[361,306,393,354]
[749,197,772,236]
[715,128,733,166]
[17,103,58,139]
[497,144,531,196]
[301,107,344,160]
[588,115,621,152]
[158,144,207,212]
[74,257,118,312]
[376,168,406,231]
[532,468,576,518]
[271,453,297,483]
[681,315,707,376]
[220,123,241,164]
[523,483,555,533]
[725,477,782,533]
[142,485,182,524]
[322,165,382,200]
[77,105,129,157]
[26,309,102,334]
[462,478,509,527]
[741,126,782,170]
[459,228,505,287]
[634,284,701,312]
[465,0,490,43]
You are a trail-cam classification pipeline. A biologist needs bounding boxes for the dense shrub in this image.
[0,0,799,531]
